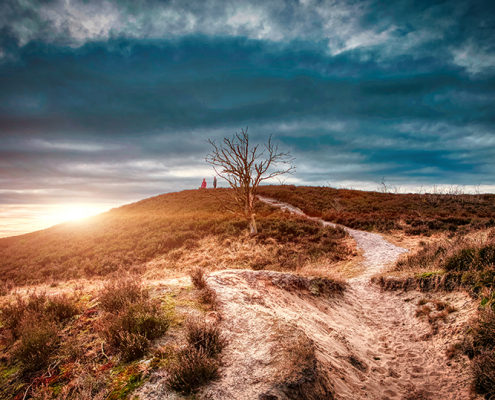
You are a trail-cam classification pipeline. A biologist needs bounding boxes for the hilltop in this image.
[0,188,353,285]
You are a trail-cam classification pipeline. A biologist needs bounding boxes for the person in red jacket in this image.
[201,178,207,189]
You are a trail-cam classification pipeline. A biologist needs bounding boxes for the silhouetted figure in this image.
[201,178,207,189]
[213,176,217,189]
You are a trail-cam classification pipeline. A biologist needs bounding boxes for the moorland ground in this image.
[0,186,493,399]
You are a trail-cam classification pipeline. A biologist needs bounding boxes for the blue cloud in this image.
[0,1,494,224]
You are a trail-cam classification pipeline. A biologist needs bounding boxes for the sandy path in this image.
[201,197,477,399]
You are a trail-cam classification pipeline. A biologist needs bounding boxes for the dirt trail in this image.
[200,197,478,399]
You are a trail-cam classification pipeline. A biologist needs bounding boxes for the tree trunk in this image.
[249,214,258,235]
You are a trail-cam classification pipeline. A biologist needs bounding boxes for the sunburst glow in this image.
[41,205,106,225]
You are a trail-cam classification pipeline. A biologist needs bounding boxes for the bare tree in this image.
[205,128,295,234]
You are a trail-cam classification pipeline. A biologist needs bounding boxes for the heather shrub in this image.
[184,317,227,358]
[98,275,147,313]
[308,277,346,296]
[388,232,495,294]
[0,280,14,296]
[97,276,170,361]
[116,331,150,362]
[0,291,78,338]
[472,351,495,396]
[464,308,495,396]
[45,293,80,322]
[189,267,207,290]
[13,311,59,372]
[102,300,170,345]
[166,347,220,394]
[257,185,495,236]
[189,268,219,310]
[197,287,218,310]
[445,244,495,272]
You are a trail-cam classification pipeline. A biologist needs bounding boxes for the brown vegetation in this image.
[0,188,353,286]
[258,185,495,234]
[0,277,203,399]
[96,276,171,363]
[371,224,494,398]
[372,229,495,297]
[166,316,226,394]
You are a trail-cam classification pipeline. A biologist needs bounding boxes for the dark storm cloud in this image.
[1,0,495,236]
[1,0,494,74]
[1,35,495,197]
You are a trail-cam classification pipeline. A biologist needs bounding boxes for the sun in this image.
[57,207,98,222]
[38,205,106,228]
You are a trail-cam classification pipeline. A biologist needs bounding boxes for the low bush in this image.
[189,267,207,290]
[188,268,219,310]
[0,291,78,338]
[166,347,220,394]
[415,305,431,318]
[98,275,147,313]
[45,293,80,322]
[116,332,150,362]
[101,299,170,361]
[464,308,495,396]
[379,231,495,295]
[97,277,170,362]
[184,317,227,358]
[257,185,495,236]
[0,280,14,296]
[308,277,346,296]
[197,287,218,310]
[472,351,495,396]
[12,311,60,372]
[445,244,495,272]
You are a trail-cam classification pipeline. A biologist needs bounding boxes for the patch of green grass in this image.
[415,271,444,279]
[107,364,145,400]
[0,363,20,384]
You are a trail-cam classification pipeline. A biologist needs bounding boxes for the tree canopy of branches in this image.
[205,128,295,234]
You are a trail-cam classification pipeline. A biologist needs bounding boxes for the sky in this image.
[1,0,495,237]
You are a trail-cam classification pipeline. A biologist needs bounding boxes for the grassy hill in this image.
[0,187,355,399]
[0,185,493,398]
[258,185,495,234]
[0,188,352,286]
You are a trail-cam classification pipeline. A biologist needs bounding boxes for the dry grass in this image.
[258,185,495,235]
[165,346,221,394]
[0,277,200,399]
[0,188,355,287]
[145,220,355,284]
[372,228,495,296]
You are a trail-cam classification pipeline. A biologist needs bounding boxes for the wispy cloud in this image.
[1,0,494,236]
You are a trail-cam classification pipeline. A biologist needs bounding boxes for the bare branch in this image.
[205,128,295,234]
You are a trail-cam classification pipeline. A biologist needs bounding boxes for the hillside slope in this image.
[0,188,353,285]
[258,185,495,234]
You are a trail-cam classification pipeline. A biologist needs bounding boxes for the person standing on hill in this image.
[201,178,207,189]
[213,176,217,189]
